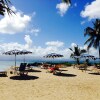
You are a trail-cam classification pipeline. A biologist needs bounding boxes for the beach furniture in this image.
[53,64,62,75]
[26,63,33,70]
[46,64,62,74]
[76,63,88,72]
[90,64,100,74]
[0,70,7,76]
[15,63,28,76]
[41,64,51,69]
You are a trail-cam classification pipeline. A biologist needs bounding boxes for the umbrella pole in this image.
[15,54,16,67]
[24,54,25,63]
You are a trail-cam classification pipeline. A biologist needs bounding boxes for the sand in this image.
[0,66,100,100]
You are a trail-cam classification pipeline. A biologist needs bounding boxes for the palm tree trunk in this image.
[99,41,100,63]
[76,58,80,65]
[99,41,100,58]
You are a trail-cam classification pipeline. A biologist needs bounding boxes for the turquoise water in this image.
[0,60,34,70]
[0,59,100,70]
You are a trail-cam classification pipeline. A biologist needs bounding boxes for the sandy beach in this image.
[0,66,100,100]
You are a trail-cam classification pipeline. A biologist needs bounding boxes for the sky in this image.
[0,0,100,60]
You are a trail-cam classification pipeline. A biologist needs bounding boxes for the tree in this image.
[84,19,100,58]
[62,0,71,4]
[69,45,86,64]
[0,0,15,16]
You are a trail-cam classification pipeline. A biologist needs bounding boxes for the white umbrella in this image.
[43,53,63,63]
[80,54,94,59]
[44,53,63,59]
[20,50,32,63]
[3,49,22,67]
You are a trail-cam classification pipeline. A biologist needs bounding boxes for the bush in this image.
[63,62,72,66]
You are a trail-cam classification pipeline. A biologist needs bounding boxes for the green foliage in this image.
[0,0,15,16]
[63,62,72,66]
[62,0,71,4]
[84,19,100,58]
[69,45,87,64]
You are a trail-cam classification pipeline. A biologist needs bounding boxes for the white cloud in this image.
[71,43,77,49]
[81,20,86,25]
[30,29,40,33]
[27,28,40,36]
[81,45,98,57]
[0,35,33,52]
[24,35,33,49]
[56,2,70,16]
[45,41,64,48]
[81,0,100,20]
[0,42,24,52]
[0,6,32,34]
[0,40,99,60]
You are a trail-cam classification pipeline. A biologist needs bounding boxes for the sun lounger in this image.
[0,70,7,76]
[14,63,28,76]
[53,69,62,75]
[46,64,62,74]
[76,63,88,72]
[90,66,100,74]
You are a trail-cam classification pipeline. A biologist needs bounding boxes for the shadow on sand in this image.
[28,69,41,72]
[60,69,68,71]
[0,74,7,77]
[10,75,39,80]
[54,73,77,77]
[88,73,100,75]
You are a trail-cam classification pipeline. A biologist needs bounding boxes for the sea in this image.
[0,59,100,70]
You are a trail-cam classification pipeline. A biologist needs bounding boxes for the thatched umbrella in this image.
[20,50,32,63]
[3,49,22,67]
[44,53,63,59]
[81,54,94,59]
[43,53,63,64]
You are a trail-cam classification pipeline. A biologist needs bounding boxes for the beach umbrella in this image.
[72,55,81,59]
[43,53,64,64]
[80,54,94,59]
[92,57,100,64]
[20,50,32,63]
[80,53,95,64]
[44,53,63,59]
[3,49,22,67]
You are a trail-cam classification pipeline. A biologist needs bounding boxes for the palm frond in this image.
[74,46,80,56]
[84,19,100,57]
[70,53,74,58]
[62,0,71,4]
[84,27,95,37]
[87,38,95,50]
[69,48,73,51]
[84,36,94,45]
[93,37,99,49]
[0,0,15,16]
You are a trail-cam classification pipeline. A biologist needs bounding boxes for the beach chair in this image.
[0,70,7,76]
[15,63,28,76]
[76,63,88,72]
[52,64,62,75]
[90,64,100,74]
[26,63,33,70]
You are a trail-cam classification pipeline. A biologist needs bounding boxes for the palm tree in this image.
[0,0,15,16]
[62,0,71,4]
[84,19,100,58]
[69,45,86,64]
